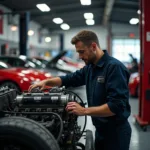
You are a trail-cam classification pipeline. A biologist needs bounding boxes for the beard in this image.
[82,51,96,65]
[83,60,89,65]
[83,57,95,65]
[84,60,91,65]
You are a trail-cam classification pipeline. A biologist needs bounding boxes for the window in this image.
[112,39,140,63]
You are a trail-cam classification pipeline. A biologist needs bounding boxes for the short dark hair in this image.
[71,30,100,47]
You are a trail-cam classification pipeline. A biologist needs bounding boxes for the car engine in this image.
[0,86,91,150]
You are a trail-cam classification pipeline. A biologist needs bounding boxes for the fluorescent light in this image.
[10,25,18,31]
[28,30,34,36]
[36,4,50,12]
[86,19,95,25]
[80,0,91,5]
[53,18,63,24]
[60,23,70,30]
[84,13,94,19]
[137,10,141,14]
[129,18,139,25]
[45,37,51,42]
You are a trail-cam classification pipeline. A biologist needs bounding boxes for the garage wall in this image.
[53,23,139,51]
[54,25,108,50]
[0,5,18,42]
[28,21,59,49]
[112,23,139,38]
[0,4,58,52]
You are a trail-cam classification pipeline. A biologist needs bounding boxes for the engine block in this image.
[0,87,84,150]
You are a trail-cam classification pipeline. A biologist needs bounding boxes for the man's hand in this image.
[65,102,86,116]
[28,80,47,92]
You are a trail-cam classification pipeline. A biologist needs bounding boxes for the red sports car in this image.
[0,61,52,92]
[129,72,139,97]
[61,56,85,69]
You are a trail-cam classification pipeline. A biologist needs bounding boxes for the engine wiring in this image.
[1,86,87,146]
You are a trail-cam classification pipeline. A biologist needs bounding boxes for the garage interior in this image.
[0,0,150,150]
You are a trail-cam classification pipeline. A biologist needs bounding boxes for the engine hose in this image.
[64,90,87,141]
[14,87,86,141]
[3,111,63,141]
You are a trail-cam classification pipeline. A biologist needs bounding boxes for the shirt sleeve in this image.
[106,64,130,115]
[59,66,87,88]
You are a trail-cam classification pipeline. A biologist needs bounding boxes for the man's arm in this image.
[45,77,62,87]
[66,102,115,117]
[29,77,62,92]
[105,64,130,116]
[66,63,129,117]
[84,104,115,117]
[29,65,87,92]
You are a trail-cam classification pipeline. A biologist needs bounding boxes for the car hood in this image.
[0,67,52,80]
[47,51,67,65]
[39,68,66,76]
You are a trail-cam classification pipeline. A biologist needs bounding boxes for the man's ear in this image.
[91,43,96,51]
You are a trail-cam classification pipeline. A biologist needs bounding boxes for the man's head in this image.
[71,30,101,65]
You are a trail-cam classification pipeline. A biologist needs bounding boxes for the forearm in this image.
[84,104,115,117]
[45,77,62,87]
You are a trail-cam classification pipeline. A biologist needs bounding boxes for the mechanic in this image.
[29,30,131,150]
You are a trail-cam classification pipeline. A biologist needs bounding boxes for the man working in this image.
[29,30,131,150]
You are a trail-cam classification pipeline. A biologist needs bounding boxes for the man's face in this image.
[75,41,96,65]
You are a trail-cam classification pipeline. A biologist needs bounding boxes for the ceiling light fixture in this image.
[45,37,51,42]
[36,4,50,12]
[137,10,141,14]
[10,25,18,31]
[84,13,94,19]
[53,18,63,24]
[28,30,34,36]
[60,23,70,30]
[86,19,95,25]
[129,18,139,25]
[80,0,91,5]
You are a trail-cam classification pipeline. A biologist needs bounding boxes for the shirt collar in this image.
[94,50,110,68]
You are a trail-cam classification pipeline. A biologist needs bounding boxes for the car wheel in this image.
[0,116,60,150]
[0,81,20,92]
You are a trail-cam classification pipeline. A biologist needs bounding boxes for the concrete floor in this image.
[72,86,150,150]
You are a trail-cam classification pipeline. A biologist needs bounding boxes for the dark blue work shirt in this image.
[60,50,131,129]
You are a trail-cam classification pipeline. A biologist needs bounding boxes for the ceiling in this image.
[0,0,139,32]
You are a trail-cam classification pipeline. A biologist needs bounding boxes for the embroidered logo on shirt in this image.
[97,76,105,83]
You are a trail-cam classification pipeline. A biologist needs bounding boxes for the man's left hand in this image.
[65,102,85,116]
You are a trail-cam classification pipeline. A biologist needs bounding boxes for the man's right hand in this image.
[28,80,47,92]
[28,77,62,92]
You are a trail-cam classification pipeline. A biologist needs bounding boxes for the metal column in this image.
[59,33,64,52]
[19,12,30,56]
[134,0,150,131]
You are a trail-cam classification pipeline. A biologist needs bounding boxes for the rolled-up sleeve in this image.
[106,64,130,115]
[59,66,87,88]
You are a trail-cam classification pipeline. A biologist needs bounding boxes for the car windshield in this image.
[25,60,36,68]
[27,58,45,68]
[0,61,10,69]
[36,58,49,65]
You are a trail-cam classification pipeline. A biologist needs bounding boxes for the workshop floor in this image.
[72,86,150,150]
